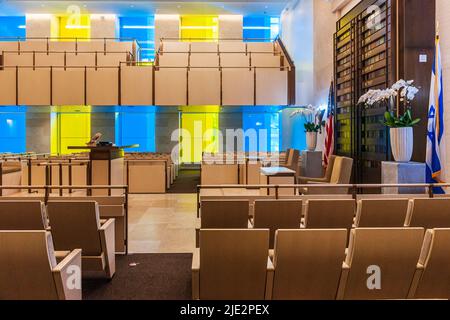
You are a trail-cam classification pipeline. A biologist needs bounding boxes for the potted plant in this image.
[358,80,420,162]
[290,105,325,152]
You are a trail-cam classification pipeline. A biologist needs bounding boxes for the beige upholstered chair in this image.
[281,149,299,174]
[337,228,424,300]
[406,198,450,228]
[0,231,81,300]
[304,199,356,231]
[47,201,116,279]
[302,156,353,194]
[192,229,272,300]
[354,199,411,227]
[0,200,49,230]
[197,200,250,247]
[269,229,347,300]
[252,200,302,248]
[408,228,450,299]
[298,155,336,184]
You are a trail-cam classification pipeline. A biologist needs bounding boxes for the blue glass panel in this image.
[242,111,281,153]
[119,16,155,62]
[288,113,307,151]
[0,112,26,153]
[243,15,280,41]
[115,112,155,152]
[0,16,26,40]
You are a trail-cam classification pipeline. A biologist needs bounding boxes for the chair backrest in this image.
[0,231,58,299]
[355,199,410,227]
[407,198,450,229]
[324,155,337,182]
[284,148,293,165]
[285,149,299,172]
[330,156,353,184]
[201,200,249,229]
[199,229,269,300]
[47,201,102,255]
[304,199,355,230]
[272,229,347,300]
[341,228,424,300]
[0,200,48,230]
[253,200,302,248]
[412,228,450,299]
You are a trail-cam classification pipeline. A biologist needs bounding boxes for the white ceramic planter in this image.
[306,132,318,151]
[390,127,413,162]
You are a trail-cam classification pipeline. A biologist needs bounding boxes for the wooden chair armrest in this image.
[53,249,82,300]
[265,257,274,300]
[99,218,116,279]
[192,248,200,300]
[336,262,350,300]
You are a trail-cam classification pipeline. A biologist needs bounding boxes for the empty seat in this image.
[409,228,450,299]
[192,229,271,300]
[46,201,116,279]
[0,41,19,53]
[0,231,81,300]
[355,199,411,227]
[304,199,356,231]
[34,52,65,67]
[65,52,96,67]
[190,53,219,67]
[190,42,218,53]
[200,200,249,228]
[251,53,281,67]
[337,228,424,300]
[162,41,190,53]
[269,229,347,300]
[219,41,246,53]
[252,200,302,248]
[105,41,134,54]
[0,200,48,230]
[188,70,220,105]
[255,69,288,105]
[158,53,189,67]
[222,69,254,105]
[154,69,187,105]
[247,42,275,53]
[220,53,250,68]
[86,68,119,106]
[406,198,450,228]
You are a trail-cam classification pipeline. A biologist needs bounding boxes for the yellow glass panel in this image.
[180,15,218,41]
[59,15,91,40]
[181,112,219,163]
[51,106,91,155]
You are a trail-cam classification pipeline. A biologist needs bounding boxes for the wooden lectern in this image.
[68,145,138,195]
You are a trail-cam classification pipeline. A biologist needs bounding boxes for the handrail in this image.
[160,37,277,42]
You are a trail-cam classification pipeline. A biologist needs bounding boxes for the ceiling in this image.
[0,0,291,16]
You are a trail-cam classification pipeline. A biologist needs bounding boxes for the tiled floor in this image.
[128,193,198,254]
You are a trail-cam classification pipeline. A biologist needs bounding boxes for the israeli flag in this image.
[426,35,447,194]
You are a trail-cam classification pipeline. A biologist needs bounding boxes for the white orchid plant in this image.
[358,79,421,128]
[290,105,326,133]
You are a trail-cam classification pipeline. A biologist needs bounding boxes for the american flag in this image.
[324,82,335,167]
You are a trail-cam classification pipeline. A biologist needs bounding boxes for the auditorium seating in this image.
[46,201,116,279]
[409,228,450,299]
[406,198,450,229]
[269,229,347,300]
[0,200,48,230]
[355,199,411,227]
[0,231,81,300]
[298,155,336,184]
[251,200,302,248]
[337,228,424,300]
[303,199,356,231]
[192,229,272,300]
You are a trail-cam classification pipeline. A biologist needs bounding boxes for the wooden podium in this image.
[68,145,138,195]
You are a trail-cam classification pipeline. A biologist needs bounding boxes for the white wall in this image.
[26,14,58,38]
[90,14,117,39]
[155,15,180,49]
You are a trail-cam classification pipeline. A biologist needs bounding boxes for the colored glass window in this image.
[119,16,155,62]
[180,15,218,41]
[0,16,26,39]
[115,111,156,152]
[0,111,26,153]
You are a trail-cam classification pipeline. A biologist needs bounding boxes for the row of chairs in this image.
[193,228,450,300]
[157,52,283,68]
[0,200,116,280]
[159,41,278,54]
[198,198,450,248]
